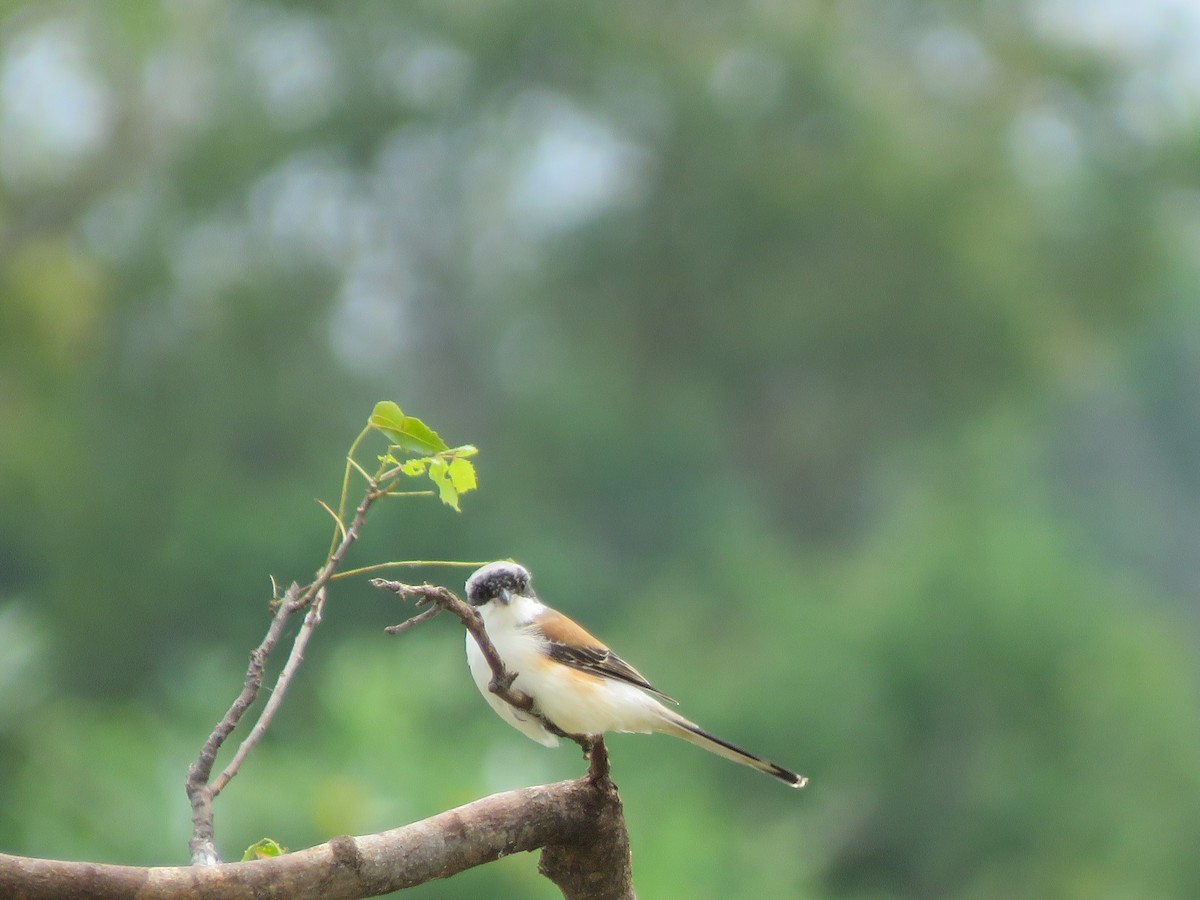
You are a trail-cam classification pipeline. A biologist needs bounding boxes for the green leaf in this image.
[448,456,477,493]
[427,458,460,510]
[394,415,449,455]
[369,401,449,455]
[401,458,429,477]
[369,400,406,433]
[242,837,287,861]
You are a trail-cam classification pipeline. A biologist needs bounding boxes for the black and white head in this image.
[466,561,534,607]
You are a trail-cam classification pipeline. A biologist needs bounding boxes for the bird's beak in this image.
[499,588,512,605]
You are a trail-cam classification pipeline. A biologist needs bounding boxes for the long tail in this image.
[658,711,808,788]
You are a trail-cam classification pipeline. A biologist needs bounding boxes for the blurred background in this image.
[2,0,1200,896]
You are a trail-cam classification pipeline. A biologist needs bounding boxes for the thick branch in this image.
[1,777,630,900]
[540,773,635,900]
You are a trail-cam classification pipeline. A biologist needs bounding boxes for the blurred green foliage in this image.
[2,0,1199,897]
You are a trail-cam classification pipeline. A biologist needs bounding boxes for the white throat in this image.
[481,592,546,629]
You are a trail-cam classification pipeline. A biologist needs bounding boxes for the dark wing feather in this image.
[546,642,678,704]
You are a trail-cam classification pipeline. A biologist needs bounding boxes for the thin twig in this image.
[345,454,374,485]
[211,588,327,797]
[185,581,306,865]
[329,425,371,558]
[316,499,348,542]
[374,580,524,701]
[332,559,485,581]
[187,478,383,865]
[383,604,443,635]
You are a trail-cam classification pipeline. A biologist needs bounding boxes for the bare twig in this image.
[375,580,531,707]
[316,499,348,542]
[185,582,307,866]
[2,777,633,900]
[383,604,442,635]
[187,479,384,865]
[211,588,327,796]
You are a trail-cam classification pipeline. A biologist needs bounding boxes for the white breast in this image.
[466,596,560,746]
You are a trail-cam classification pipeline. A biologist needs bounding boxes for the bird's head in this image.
[465,561,533,607]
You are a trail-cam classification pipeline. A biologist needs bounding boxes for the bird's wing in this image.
[533,607,678,703]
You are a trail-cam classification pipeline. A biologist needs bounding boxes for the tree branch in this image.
[186,477,387,865]
[184,581,308,866]
[0,777,632,900]
[540,772,635,900]
[210,588,327,796]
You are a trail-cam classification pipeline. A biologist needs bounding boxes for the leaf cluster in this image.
[368,401,479,512]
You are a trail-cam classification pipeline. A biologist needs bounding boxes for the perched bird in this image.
[464,560,807,788]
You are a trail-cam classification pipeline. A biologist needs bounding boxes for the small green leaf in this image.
[243,837,287,861]
[401,458,429,477]
[453,444,479,458]
[427,458,460,510]
[369,401,449,455]
[448,456,477,493]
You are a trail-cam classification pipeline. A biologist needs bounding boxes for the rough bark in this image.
[1,775,634,899]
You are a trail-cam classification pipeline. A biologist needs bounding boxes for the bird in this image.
[464,560,807,788]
